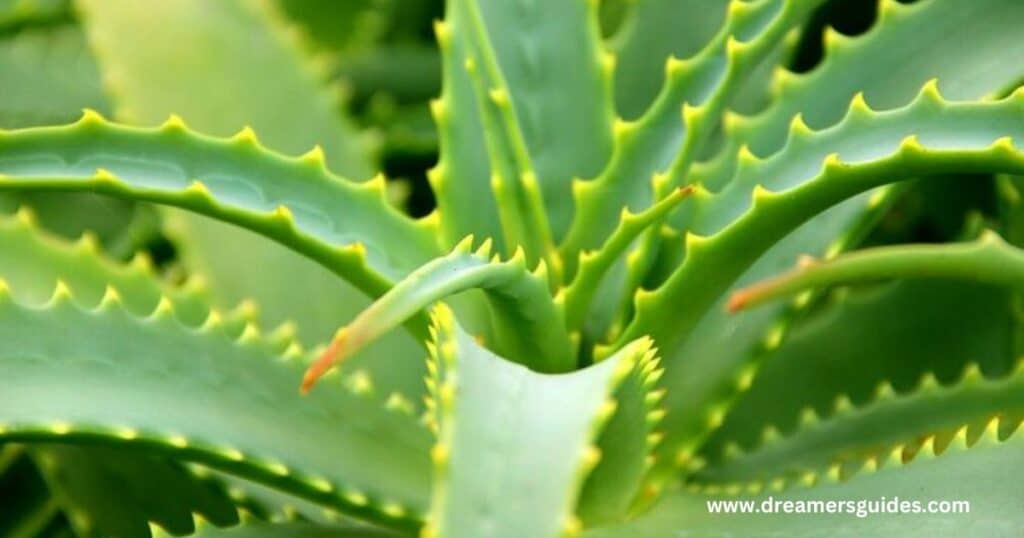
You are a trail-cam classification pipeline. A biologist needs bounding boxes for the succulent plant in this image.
[3,0,1024,536]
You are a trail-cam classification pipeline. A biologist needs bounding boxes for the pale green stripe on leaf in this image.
[0,117,439,294]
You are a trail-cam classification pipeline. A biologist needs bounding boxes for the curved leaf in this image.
[608,0,728,120]
[730,230,1024,309]
[0,116,440,295]
[617,87,1024,478]
[0,207,214,326]
[421,305,660,538]
[561,186,693,331]
[697,358,1024,485]
[587,419,1024,537]
[725,0,1024,162]
[303,236,571,392]
[563,0,825,260]
[704,279,1014,463]
[74,0,431,402]
[0,281,431,532]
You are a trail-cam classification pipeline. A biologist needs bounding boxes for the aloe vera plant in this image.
[3,0,1024,536]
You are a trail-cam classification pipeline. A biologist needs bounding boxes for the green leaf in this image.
[563,0,825,260]
[561,186,693,331]
[73,0,433,400]
[441,0,559,274]
[629,88,1024,348]
[630,0,1024,484]
[614,89,1024,476]
[435,0,613,248]
[729,230,1024,310]
[608,0,728,119]
[698,357,1024,485]
[421,305,659,538]
[732,0,1024,160]
[75,0,372,177]
[588,419,1024,536]
[705,279,1014,464]
[0,281,431,532]
[0,117,439,295]
[302,236,571,392]
[32,445,239,537]
[429,6,503,250]
[0,207,215,327]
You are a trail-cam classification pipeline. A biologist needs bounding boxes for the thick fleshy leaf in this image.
[74,0,430,399]
[608,0,728,119]
[563,0,826,259]
[705,279,1013,461]
[0,117,438,296]
[698,358,1024,484]
[614,89,1024,478]
[302,236,571,392]
[587,419,1024,536]
[729,230,1024,310]
[434,0,613,247]
[421,305,660,538]
[0,280,431,531]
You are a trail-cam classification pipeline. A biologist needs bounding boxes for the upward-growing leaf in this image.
[434,0,613,246]
[563,0,826,260]
[616,89,1024,480]
[608,0,728,120]
[421,305,660,538]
